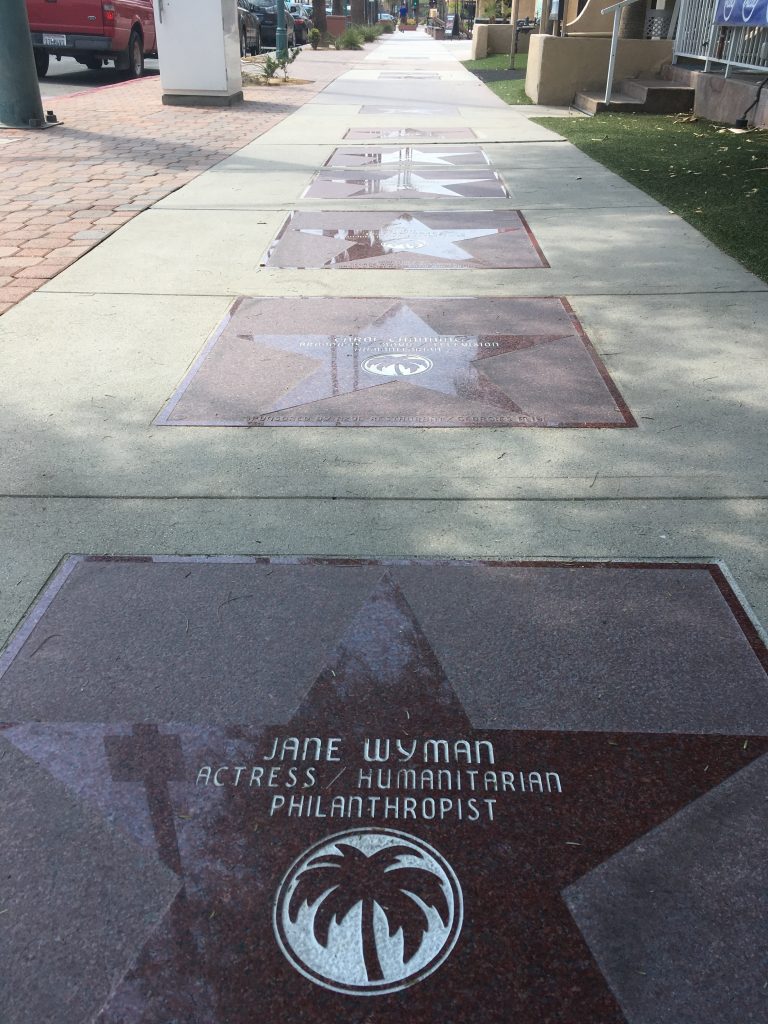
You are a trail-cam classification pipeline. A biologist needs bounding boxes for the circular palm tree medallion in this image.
[273,827,463,995]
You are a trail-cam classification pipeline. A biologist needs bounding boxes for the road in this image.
[38,55,160,97]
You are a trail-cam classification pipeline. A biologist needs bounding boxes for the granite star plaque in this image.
[262,211,547,270]
[303,167,509,200]
[154,297,634,428]
[345,128,477,141]
[2,557,768,1024]
[325,147,490,169]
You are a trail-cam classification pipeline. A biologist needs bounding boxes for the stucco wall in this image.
[525,35,674,105]
[566,0,614,35]
[471,23,532,60]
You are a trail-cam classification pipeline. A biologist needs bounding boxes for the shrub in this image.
[360,24,383,41]
[381,19,395,32]
[261,54,279,81]
[309,27,321,48]
[336,27,364,49]
[275,45,302,79]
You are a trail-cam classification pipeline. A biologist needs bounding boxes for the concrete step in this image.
[573,91,646,115]
[619,78,695,112]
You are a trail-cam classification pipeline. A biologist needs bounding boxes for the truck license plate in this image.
[43,34,67,46]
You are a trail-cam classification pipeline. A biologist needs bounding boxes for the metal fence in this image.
[674,0,768,74]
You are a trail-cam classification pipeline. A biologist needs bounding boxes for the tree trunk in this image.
[351,0,365,23]
[313,0,328,33]
[332,0,343,15]
[619,0,647,38]
[361,900,383,982]
[509,0,520,67]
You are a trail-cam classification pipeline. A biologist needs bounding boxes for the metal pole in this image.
[276,0,288,58]
[603,6,621,104]
[0,0,48,129]
[703,0,720,73]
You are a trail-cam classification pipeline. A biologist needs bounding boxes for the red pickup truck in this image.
[27,0,157,78]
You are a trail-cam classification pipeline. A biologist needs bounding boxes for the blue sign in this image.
[715,0,768,26]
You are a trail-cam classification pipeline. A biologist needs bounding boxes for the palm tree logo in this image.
[273,828,463,995]
[362,354,433,377]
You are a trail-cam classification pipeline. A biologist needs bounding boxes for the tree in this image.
[350,0,366,24]
[332,0,343,15]
[313,0,328,33]
[288,843,450,982]
[619,0,647,38]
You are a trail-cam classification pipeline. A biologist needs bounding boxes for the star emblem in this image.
[2,572,766,1023]
[377,148,479,166]
[297,214,513,264]
[239,301,573,419]
[306,169,507,199]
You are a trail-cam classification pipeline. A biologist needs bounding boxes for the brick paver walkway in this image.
[0,55,353,317]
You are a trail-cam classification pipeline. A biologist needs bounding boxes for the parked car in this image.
[26,0,156,78]
[251,1,296,47]
[288,3,313,44]
[378,11,395,19]
[238,0,262,55]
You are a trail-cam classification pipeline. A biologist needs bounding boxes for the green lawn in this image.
[462,52,531,106]
[462,52,527,72]
[533,113,768,283]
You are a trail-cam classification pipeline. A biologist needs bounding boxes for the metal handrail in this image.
[600,0,643,104]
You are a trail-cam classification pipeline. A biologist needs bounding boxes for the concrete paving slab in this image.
[39,206,766,297]
[2,292,766,502]
[313,77,503,108]
[257,114,563,146]
[1,499,766,647]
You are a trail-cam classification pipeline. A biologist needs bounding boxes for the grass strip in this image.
[533,112,768,283]
[462,52,531,105]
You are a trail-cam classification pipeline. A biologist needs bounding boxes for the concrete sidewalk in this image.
[1,30,767,631]
[2,30,768,1024]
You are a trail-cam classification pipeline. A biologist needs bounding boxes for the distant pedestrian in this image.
[399,2,408,26]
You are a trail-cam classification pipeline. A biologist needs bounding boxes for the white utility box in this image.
[152,0,243,106]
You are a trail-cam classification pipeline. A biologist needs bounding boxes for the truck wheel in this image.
[34,49,49,77]
[125,28,144,78]
[240,30,247,57]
